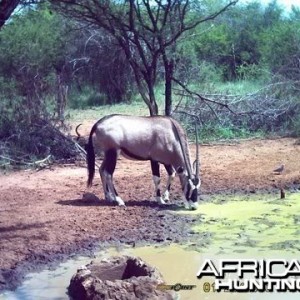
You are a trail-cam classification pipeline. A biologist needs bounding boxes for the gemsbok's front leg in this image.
[151,160,165,205]
[162,164,175,202]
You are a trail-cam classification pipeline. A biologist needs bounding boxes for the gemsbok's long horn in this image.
[195,122,200,179]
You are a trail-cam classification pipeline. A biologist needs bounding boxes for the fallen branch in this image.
[0,154,52,167]
[32,155,52,167]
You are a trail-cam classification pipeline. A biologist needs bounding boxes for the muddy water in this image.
[1,192,300,300]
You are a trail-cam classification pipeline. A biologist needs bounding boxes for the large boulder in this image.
[68,256,175,300]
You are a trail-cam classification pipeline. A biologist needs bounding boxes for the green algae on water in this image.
[180,193,300,256]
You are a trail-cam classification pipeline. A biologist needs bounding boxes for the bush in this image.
[198,62,223,85]
[0,97,80,169]
[236,64,269,82]
[69,86,107,109]
[285,112,300,137]
[174,78,300,140]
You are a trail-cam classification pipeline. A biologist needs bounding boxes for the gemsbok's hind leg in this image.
[162,164,175,202]
[99,160,114,202]
[151,160,165,205]
[100,149,125,206]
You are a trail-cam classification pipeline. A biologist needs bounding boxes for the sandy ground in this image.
[0,137,300,290]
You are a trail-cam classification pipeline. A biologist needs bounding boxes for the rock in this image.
[68,256,175,300]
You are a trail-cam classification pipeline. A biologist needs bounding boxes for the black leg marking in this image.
[164,164,174,176]
[102,149,119,201]
[104,149,117,175]
[113,187,118,196]
[164,164,174,191]
[151,161,160,195]
[151,160,160,177]
[151,160,164,203]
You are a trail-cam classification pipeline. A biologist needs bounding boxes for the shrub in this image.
[69,86,107,109]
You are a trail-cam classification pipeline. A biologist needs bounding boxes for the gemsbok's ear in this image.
[176,166,184,174]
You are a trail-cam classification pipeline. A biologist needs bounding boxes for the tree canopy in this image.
[51,0,238,115]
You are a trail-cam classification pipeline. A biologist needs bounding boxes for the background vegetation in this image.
[0,0,299,167]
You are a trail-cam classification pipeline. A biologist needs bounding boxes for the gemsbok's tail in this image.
[86,124,97,187]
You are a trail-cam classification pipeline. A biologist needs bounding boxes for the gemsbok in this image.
[86,114,200,209]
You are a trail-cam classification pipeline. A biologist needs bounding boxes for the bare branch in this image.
[163,1,238,49]
[172,77,236,114]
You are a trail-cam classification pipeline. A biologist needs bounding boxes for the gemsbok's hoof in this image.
[116,197,125,206]
[105,193,116,203]
[156,197,166,205]
[189,201,199,210]
[162,191,170,202]
[184,202,190,210]
[184,201,199,210]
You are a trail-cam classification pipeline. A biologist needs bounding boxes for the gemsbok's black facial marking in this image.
[185,184,191,201]
[190,188,198,203]
[177,166,184,174]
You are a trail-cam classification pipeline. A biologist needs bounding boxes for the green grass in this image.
[67,100,149,124]
[187,79,264,96]
[212,80,264,95]
[196,124,266,142]
[67,84,168,123]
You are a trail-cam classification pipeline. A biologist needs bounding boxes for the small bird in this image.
[280,188,285,199]
[273,164,285,174]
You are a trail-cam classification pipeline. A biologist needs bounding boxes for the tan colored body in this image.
[93,115,191,171]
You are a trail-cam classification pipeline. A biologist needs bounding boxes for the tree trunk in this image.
[164,59,174,116]
[0,0,20,28]
[148,83,158,116]
[163,55,174,116]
